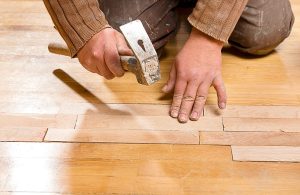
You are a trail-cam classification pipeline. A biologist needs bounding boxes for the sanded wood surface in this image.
[0,114,76,129]
[232,146,300,162]
[199,131,300,146]
[205,105,300,118]
[1,0,300,193]
[223,117,300,132]
[75,115,222,131]
[0,127,46,142]
[0,0,299,111]
[45,128,199,144]
[1,143,300,194]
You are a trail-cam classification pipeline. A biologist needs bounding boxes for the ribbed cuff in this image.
[44,0,109,57]
[188,0,248,42]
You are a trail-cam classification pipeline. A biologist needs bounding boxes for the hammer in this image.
[48,20,160,85]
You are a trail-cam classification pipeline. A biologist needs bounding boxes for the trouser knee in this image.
[99,0,179,50]
[229,0,294,55]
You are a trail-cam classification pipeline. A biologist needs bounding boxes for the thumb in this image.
[115,32,133,56]
[162,64,176,93]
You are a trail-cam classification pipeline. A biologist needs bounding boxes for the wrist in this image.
[189,28,224,50]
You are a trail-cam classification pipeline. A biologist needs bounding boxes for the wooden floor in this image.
[0,0,300,194]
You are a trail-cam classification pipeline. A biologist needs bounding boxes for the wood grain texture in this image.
[45,128,199,144]
[1,0,300,193]
[75,115,222,131]
[223,118,300,132]
[205,105,300,118]
[199,131,300,146]
[0,127,46,142]
[232,146,300,162]
[0,0,299,114]
[0,114,77,129]
[1,143,300,194]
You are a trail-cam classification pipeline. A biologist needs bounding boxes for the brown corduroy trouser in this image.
[99,0,294,55]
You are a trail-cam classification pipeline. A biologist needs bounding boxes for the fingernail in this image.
[171,110,178,118]
[190,111,198,120]
[220,102,226,109]
[178,114,187,123]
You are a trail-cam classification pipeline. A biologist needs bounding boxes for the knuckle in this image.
[182,95,195,102]
[173,93,184,101]
[195,95,207,102]
[91,50,102,59]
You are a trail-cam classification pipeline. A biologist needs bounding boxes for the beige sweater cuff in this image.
[188,0,248,42]
[43,0,109,57]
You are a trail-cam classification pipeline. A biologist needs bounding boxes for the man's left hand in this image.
[162,28,227,123]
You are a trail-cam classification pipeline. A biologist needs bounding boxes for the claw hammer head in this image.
[120,20,160,85]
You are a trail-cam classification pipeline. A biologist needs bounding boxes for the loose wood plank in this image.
[232,146,300,162]
[204,105,300,118]
[199,131,300,146]
[45,128,199,144]
[58,103,172,115]
[0,114,77,129]
[75,115,222,131]
[223,117,300,132]
[0,127,46,142]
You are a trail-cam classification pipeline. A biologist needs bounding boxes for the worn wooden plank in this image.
[0,114,77,129]
[45,128,199,144]
[204,105,300,118]
[223,117,300,132]
[0,127,46,142]
[199,131,300,146]
[75,115,222,131]
[232,146,300,162]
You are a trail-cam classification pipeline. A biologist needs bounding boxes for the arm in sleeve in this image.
[43,0,110,57]
[188,0,249,42]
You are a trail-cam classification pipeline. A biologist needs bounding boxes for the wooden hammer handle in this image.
[48,43,137,71]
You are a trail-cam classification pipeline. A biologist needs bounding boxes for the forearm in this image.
[43,0,110,57]
[188,0,249,42]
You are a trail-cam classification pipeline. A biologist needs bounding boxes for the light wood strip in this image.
[232,146,300,162]
[58,103,172,115]
[0,142,230,161]
[223,117,300,132]
[199,131,300,146]
[75,115,222,131]
[205,105,300,118]
[0,127,46,142]
[45,128,199,144]
[0,114,77,129]
[1,143,300,194]
[0,193,59,195]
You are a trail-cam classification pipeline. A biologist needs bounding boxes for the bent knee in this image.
[229,0,294,55]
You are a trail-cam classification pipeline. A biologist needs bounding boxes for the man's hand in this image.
[77,28,133,79]
[162,28,227,123]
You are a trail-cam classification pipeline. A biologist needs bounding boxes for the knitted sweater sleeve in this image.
[43,0,110,57]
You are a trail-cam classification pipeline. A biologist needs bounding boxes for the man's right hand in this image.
[77,28,133,79]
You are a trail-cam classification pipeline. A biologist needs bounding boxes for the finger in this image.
[190,82,210,121]
[178,81,200,123]
[213,75,227,109]
[88,50,113,79]
[170,79,187,118]
[79,58,101,75]
[162,64,176,93]
[104,44,124,77]
[115,32,133,56]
